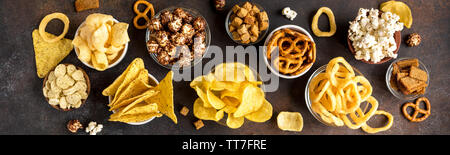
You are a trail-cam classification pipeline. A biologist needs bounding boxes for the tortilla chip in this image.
[109,89,158,111]
[102,58,144,96]
[32,29,73,78]
[145,71,177,124]
[110,69,151,106]
[109,112,163,123]
[121,102,159,116]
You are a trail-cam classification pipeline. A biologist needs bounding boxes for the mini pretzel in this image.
[273,56,304,74]
[402,97,431,122]
[133,0,155,29]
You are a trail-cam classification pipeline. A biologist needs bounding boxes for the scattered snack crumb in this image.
[75,0,99,12]
[194,120,204,130]
[406,33,421,47]
[281,7,297,21]
[180,106,189,116]
[67,120,83,133]
[213,0,226,11]
[85,121,103,135]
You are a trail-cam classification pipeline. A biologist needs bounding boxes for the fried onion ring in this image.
[38,12,70,43]
[361,110,394,134]
[311,7,336,37]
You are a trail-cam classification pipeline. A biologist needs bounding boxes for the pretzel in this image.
[267,28,316,76]
[133,0,155,29]
[402,97,431,122]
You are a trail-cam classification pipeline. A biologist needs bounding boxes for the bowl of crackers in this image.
[225,1,269,45]
[386,57,429,100]
[263,25,316,79]
[74,13,130,71]
[42,64,90,111]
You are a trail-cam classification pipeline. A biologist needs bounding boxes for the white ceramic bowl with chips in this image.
[74,18,129,71]
[108,73,159,125]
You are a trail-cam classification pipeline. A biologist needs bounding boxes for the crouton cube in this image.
[259,21,269,31]
[232,5,240,13]
[231,17,243,27]
[237,24,248,35]
[240,33,250,42]
[243,2,253,10]
[180,106,189,116]
[237,8,248,18]
[194,120,204,130]
[258,11,269,22]
[250,24,259,36]
[244,15,255,24]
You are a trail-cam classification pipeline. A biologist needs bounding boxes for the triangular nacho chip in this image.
[145,71,177,124]
[121,102,159,116]
[102,58,144,96]
[110,69,150,106]
[109,112,162,123]
[109,89,158,111]
[32,29,73,78]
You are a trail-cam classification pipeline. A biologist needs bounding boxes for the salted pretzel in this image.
[402,97,431,122]
[267,28,316,76]
[133,0,155,29]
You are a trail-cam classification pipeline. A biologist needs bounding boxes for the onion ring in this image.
[38,12,70,43]
[311,7,336,37]
[361,110,394,134]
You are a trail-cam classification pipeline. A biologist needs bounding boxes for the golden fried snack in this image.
[38,13,70,43]
[308,57,393,134]
[402,97,431,122]
[311,7,336,37]
[133,0,155,29]
[75,0,99,12]
[267,28,316,76]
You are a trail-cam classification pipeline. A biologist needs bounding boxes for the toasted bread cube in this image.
[232,32,241,40]
[244,15,256,24]
[252,5,260,13]
[240,33,250,42]
[250,35,258,42]
[258,11,269,22]
[180,106,189,116]
[231,17,243,27]
[241,39,250,44]
[237,24,248,35]
[194,120,204,130]
[248,10,256,16]
[232,5,240,13]
[250,24,259,36]
[237,8,248,18]
[243,2,253,10]
[259,21,269,31]
[229,25,236,32]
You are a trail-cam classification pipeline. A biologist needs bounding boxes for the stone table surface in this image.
[0,0,448,135]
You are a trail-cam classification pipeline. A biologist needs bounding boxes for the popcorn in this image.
[348,8,403,63]
[85,121,103,135]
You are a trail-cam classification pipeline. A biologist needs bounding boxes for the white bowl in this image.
[108,73,159,125]
[74,18,128,71]
[262,25,315,79]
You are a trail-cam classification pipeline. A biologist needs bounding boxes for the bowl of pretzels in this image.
[263,25,316,79]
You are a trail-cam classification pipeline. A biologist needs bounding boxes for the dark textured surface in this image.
[0,0,448,135]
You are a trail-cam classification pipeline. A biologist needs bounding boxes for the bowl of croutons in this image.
[225,1,269,45]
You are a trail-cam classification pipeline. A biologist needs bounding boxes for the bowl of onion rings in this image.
[263,25,316,79]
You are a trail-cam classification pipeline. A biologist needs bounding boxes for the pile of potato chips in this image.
[102,58,177,124]
[190,63,273,129]
[73,13,130,71]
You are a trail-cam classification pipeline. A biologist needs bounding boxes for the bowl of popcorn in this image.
[347,8,403,64]
[146,7,210,69]
[42,64,90,111]
[225,1,269,45]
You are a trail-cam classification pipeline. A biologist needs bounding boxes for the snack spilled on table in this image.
[147,8,207,68]
[380,0,413,28]
[402,97,431,122]
[390,58,428,95]
[311,7,336,37]
[103,58,177,124]
[180,106,189,116]
[282,7,297,21]
[308,57,393,133]
[277,112,303,132]
[75,0,99,12]
[73,13,130,71]
[266,28,316,76]
[33,30,73,78]
[190,62,272,129]
[348,8,403,63]
[406,33,421,47]
[133,0,155,29]
[43,64,89,110]
[228,2,268,44]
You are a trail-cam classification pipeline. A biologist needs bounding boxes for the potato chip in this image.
[78,24,97,50]
[145,71,177,124]
[110,22,130,47]
[121,102,159,116]
[48,98,59,105]
[277,112,304,132]
[92,51,108,71]
[103,58,144,96]
[54,64,66,77]
[206,89,226,109]
[73,36,92,63]
[193,98,217,121]
[47,71,56,82]
[111,70,151,106]
[226,114,244,129]
[91,24,109,53]
[71,70,85,81]
[222,96,240,108]
[245,100,273,122]
[66,93,82,106]
[85,13,114,28]
[214,63,246,82]
[194,86,213,108]
[56,74,75,90]
[234,84,264,117]
[66,64,76,75]
[77,90,88,100]
[215,109,225,121]
[32,30,73,78]
[59,97,68,109]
